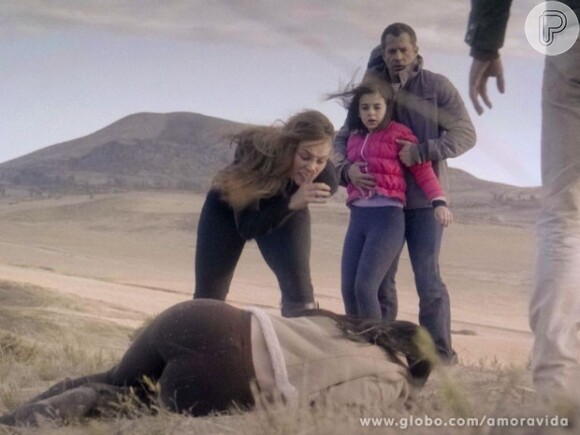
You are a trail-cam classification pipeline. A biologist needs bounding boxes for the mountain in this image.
[0,112,246,193]
[446,167,541,226]
[0,112,541,226]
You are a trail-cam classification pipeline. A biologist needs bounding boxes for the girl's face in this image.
[291,139,331,185]
[359,92,387,132]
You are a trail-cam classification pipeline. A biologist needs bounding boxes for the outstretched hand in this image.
[469,57,505,115]
[434,206,453,227]
[289,178,331,210]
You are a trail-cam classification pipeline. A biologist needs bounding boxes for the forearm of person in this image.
[409,162,446,202]
[234,195,295,240]
[331,124,351,186]
[465,0,513,60]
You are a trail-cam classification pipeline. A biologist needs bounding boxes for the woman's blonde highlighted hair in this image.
[213,110,334,210]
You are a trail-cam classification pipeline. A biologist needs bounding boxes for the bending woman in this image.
[194,110,338,316]
[0,299,432,427]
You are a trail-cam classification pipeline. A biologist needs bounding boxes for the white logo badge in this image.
[525,1,579,55]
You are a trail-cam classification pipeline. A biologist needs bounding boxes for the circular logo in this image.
[525,1,579,55]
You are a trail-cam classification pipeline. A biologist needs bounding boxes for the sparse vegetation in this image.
[1,282,569,435]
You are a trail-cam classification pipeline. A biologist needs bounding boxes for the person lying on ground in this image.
[0,299,433,427]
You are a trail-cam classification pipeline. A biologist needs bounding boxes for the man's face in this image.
[382,32,418,81]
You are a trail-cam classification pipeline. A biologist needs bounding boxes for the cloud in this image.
[1,0,533,58]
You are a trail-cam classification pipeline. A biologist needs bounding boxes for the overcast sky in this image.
[1,1,544,186]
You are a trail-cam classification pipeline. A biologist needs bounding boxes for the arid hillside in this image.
[0,112,244,193]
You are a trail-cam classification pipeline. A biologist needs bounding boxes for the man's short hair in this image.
[380,23,418,49]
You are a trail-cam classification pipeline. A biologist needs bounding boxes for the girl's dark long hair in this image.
[298,308,433,386]
[328,79,395,134]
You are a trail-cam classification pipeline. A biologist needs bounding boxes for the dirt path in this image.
[0,264,186,323]
[0,192,535,368]
[0,261,533,367]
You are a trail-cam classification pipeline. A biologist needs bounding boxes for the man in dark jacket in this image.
[333,23,476,363]
[466,0,580,407]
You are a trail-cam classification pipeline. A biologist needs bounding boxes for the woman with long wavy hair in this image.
[194,110,338,317]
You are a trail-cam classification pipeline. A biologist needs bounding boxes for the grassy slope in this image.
[1,282,569,435]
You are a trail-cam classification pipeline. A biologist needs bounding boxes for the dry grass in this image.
[1,282,573,435]
[0,281,127,411]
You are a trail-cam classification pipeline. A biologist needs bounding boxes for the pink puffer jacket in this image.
[346,121,444,205]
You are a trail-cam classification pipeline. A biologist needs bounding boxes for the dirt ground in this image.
[0,190,535,367]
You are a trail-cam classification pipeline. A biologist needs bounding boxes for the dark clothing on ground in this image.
[0,300,255,425]
[109,299,255,415]
[0,300,433,427]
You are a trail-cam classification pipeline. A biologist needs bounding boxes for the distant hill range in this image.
[0,112,244,193]
[0,112,541,226]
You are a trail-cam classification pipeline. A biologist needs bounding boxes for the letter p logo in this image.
[526,1,579,55]
[539,10,567,46]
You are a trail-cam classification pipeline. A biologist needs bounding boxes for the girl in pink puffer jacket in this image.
[334,80,452,319]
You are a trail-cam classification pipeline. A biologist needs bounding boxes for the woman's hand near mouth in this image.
[289,177,331,210]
